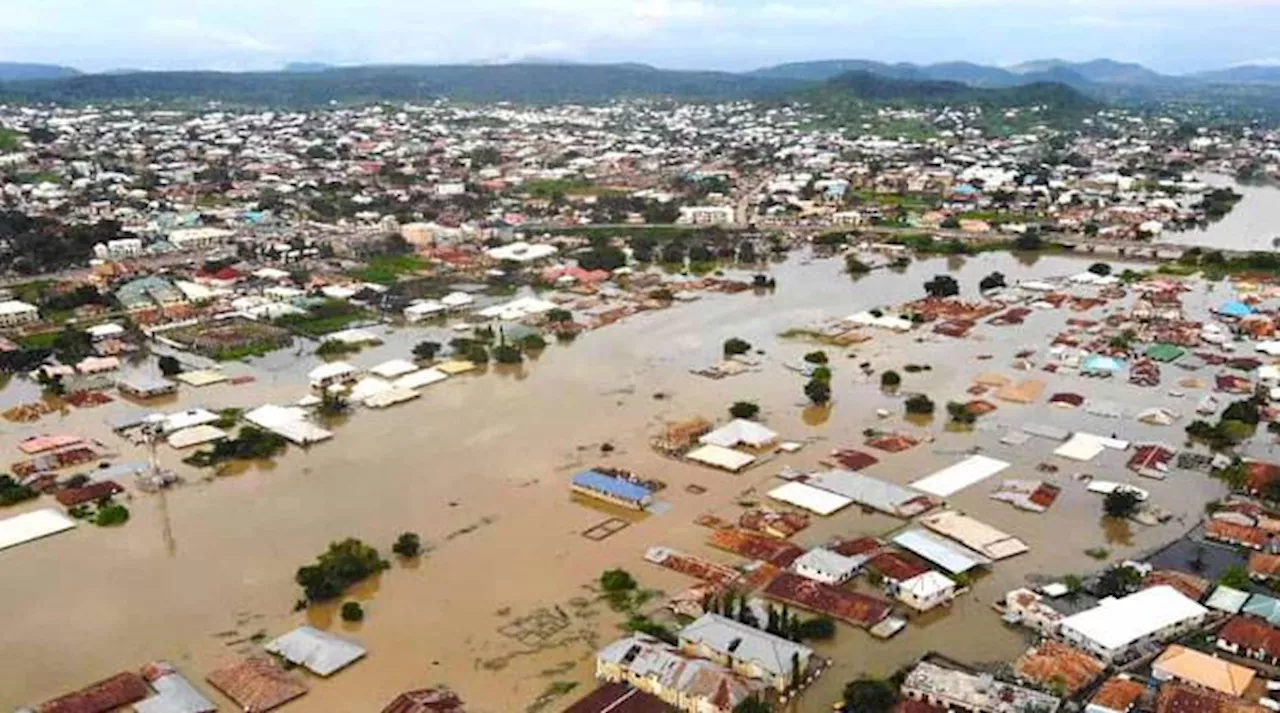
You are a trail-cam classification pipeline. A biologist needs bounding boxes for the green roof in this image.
[1144,343,1185,363]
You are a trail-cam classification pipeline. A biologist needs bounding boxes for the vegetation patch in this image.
[295,538,390,603]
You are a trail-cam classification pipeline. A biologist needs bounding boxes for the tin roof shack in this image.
[679,613,814,691]
[1143,571,1212,602]
[1058,585,1209,661]
[1012,641,1106,696]
[1217,616,1280,665]
[1086,676,1146,713]
[763,572,892,628]
[572,470,653,511]
[1152,645,1256,698]
[118,374,179,399]
[206,657,307,713]
[901,660,1061,713]
[34,672,150,713]
[381,687,469,713]
[595,634,762,713]
[1155,682,1267,713]
[263,626,366,677]
[135,661,217,713]
[804,470,938,518]
[791,547,863,586]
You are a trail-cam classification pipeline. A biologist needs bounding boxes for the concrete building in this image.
[1058,586,1208,661]
[678,613,813,691]
[677,206,734,226]
[0,300,39,328]
[791,548,862,585]
[93,237,144,259]
[169,227,234,251]
[902,660,1061,713]
[595,634,761,713]
[896,571,958,612]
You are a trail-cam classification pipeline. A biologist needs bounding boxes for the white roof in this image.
[686,444,756,471]
[901,571,956,598]
[174,369,227,387]
[1055,433,1130,462]
[370,359,418,379]
[699,419,779,448]
[486,241,558,262]
[158,408,219,434]
[404,300,446,317]
[892,528,992,574]
[86,322,126,339]
[167,425,228,449]
[792,548,863,578]
[327,328,380,345]
[264,626,366,677]
[0,508,76,552]
[441,291,475,307]
[1060,585,1207,652]
[910,455,1010,497]
[1256,341,1280,357]
[0,299,38,315]
[477,296,558,320]
[244,404,333,445]
[308,361,358,381]
[393,368,450,390]
[847,310,913,332]
[768,481,852,516]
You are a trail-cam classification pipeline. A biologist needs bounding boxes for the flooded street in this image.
[0,250,1243,712]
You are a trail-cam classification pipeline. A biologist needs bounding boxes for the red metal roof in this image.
[37,672,150,713]
[763,572,892,627]
[381,687,469,713]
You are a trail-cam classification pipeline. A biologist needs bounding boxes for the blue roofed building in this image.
[571,470,653,511]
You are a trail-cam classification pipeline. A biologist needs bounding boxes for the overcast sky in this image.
[2,0,1278,74]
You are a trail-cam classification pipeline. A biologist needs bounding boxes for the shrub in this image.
[723,338,752,357]
[295,538,390,603]
[804,378,831,405]
[729,401,761,419]
[493,343,523,364]
[803,350,828,365]
[412,341,441,360]
[1104,489,1142,519]
[392,532,422,557]
[880,371,901,389]
[94,502,130,527]
[519,333,547,351]
[341,601,364,622]
[904,394,936,415]
[157,355,182,376]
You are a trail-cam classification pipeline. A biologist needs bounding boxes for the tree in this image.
[795,615,836,641]
[904,394,936,415]
[94,502,130,527]
[803,350,829,365]
[157,355,182,376]
[734,698,774,713]
[723,338,752,357]
[730,401,761,419]
[295,538,390,603]
[880,371,901,390]
[412,341,441,360]
[1095,565,1143,598]
[493,343,523,364]
[842,679,898,713]
[845,255,873,274]
[546,308,573,323]
[1014,232,1044,251]
[392,532,422,557]
[519,333,547,351]
[811,366,832,383]
[1104,489,1142,519]
[1220,565,1252,590]
[804,378,831,405]
[947,401,976,425]
[1088,262,1112,277]
[979,271,1006,291]
[319,390,349,416]
[341,601,364,622]
[923,274,959,298]
[600,569,637,593]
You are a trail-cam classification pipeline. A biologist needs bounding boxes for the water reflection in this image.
[1101,517,1135,546]
[801,404,832,426]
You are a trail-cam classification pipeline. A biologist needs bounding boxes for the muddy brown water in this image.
[0,251,1245,711]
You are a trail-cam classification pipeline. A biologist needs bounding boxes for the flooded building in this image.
[1058,585,1208,661]
[595,634,762,713]
[677,613,813,691]
[902,660,1061,713]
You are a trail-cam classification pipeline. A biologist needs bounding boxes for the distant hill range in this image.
[0,62,81,82]
[0,57,1277,109]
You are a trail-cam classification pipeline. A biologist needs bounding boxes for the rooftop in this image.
[1059,585,1207,652]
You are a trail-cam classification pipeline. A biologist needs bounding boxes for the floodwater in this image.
[0,250,1242,712]
[1165,175,1280,252]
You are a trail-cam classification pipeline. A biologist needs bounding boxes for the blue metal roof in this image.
[1218,301,1255,318]
[572,470,651,502]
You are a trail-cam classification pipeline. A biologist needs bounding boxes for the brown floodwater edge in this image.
[0,251,1240,712]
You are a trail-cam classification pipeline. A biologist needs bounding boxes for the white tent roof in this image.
[686,444,755,472]
[768,481,852,516]
[370,359,418,379]
[244,405,333,445]
[910,455,1010,497]
[699,419,779,448]
[0,508,76,552]
[264,626,366,677]
[1060,585,1207,653]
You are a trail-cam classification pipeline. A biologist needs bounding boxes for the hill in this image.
[1192,65,1280,85]
[0,63,801,105]
[818,70,1099,111]
[0,62,80,82]
[1008,58,1170,85]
